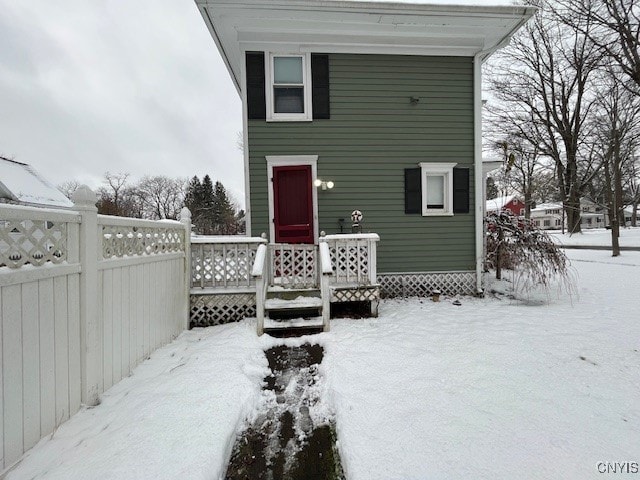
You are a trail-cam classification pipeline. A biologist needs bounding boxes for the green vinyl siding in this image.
[248,53,475,273]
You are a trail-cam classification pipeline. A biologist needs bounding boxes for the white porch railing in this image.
[189,233,380,333]
[190,236,267,291]
[322,233,379,286]
[189,236,267,327]
[268,243,318,289]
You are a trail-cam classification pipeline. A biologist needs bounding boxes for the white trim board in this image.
[265,155,319,244]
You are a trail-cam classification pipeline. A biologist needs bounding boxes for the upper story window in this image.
[266,53,312,122]
[420,162,457,216]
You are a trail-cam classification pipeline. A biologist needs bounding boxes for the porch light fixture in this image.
[314,179,334,190]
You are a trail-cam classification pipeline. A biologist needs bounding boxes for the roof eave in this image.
[196,0,536,94]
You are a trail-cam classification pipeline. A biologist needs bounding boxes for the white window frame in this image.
[265,52,313,122]
[419,162,457,216]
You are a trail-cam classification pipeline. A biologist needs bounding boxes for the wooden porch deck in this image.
[189,233,380,333]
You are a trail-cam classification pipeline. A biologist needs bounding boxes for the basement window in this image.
[266,53,312,122]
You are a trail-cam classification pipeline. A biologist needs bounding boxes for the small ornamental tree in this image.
[485,211,571,294]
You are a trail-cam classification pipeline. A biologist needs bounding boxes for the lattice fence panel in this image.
[0,219,66,268]
[102,225,184,259]
[269,244,318,289]
[378,272,477,298]
[190,293,256,327]
[329,241,370,285]
[191,244,257,288]
[331,286,380,303]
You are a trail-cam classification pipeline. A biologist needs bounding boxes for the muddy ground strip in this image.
[225,344,344,480]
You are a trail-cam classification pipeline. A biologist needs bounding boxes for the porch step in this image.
[264,295,323,311]
[264,316,324,330]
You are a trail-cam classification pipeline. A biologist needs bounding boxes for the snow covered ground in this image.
[550,226,640,247]
[6,250,640,479]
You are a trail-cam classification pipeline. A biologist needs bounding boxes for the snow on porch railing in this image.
[322,233,380,286]
[191,235,267,289]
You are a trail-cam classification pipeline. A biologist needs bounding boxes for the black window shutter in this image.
[404,168,421,214]
[311,54,330,119]
[246,52,265,120]
[453,168,470,214]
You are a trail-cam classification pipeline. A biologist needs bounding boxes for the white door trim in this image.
[266,155,319,244]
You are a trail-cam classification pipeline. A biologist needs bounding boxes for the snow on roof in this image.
[531,202,562,212]
[486,195,516,212]
[0,157,73,208]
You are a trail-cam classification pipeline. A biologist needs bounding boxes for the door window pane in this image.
[274,57,303,84]
[274,87,304,113]
[426,175,444,208]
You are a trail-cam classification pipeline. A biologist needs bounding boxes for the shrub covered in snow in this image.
[485,211,571,293]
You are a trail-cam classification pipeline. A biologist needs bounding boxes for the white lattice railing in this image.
[322,233,379,286]
[99,216,185,259]
[191,236,267,290]
[269,243,318,289]
[0,204,80,269]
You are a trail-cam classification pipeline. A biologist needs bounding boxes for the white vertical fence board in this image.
[143,263,150,358]
[0,289,4,470]
[3,284,23,467]
[112,268,122,384]
[178,257,184,335]
[121,268,130,379]
[96,269,103,395]
[38,278,56,442]
[166,261,172,340]
[102,269,113,391]
[53,276,69,425]
[129,266,137,372]
[67,274,81,416]
[136,265,144,362]
[21,281,41,452]
[149,262,157,352]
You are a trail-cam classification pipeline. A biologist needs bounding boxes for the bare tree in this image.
[486,2,603,233]
[136,175,187,220]
[103,172,130,212]
[492,138,551,219]
[58,180,80,200]
[627,155,640,226]
[557,0,640,91]
[589,69,640,255]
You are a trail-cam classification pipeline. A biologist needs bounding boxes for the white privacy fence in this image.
[0,187,190,473]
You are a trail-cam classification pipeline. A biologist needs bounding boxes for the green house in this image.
[194,0,533,329]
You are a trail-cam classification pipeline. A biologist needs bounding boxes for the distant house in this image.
[579,199,606,229]
[0,157,73,208]
[486,195,525,216]
[530,202,564,229]
[530,199,615,230]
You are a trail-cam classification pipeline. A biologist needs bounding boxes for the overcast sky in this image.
[0,0,244,204]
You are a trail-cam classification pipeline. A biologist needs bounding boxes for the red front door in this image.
[273,165,314,244]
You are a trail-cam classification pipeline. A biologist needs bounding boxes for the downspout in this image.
[473,9,532,295]
[239,49,252,236]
